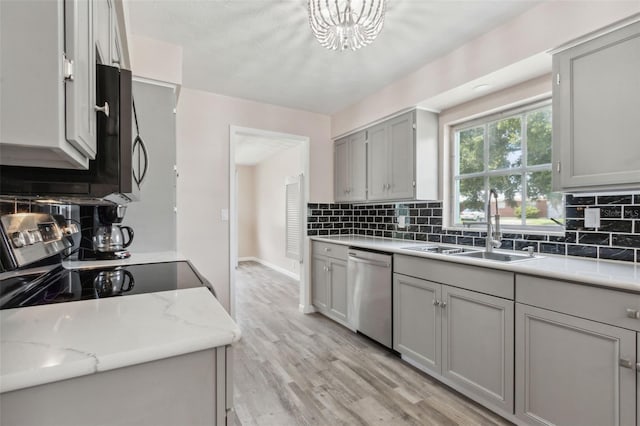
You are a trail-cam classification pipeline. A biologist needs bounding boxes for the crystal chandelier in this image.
[308,0,387,51]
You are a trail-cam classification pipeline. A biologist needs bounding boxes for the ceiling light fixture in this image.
[308,0,387,51]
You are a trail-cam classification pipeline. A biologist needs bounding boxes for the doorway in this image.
[229,126,310,319]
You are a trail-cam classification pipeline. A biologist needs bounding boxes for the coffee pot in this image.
[93,268,135,297]
[93,225,134,254]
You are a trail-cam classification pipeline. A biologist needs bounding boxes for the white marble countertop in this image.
[311,235,640,292]
[0,252,241,393]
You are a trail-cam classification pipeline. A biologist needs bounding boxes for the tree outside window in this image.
[453,102,564,230]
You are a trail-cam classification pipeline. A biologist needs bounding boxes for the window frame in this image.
[449,99,564,233]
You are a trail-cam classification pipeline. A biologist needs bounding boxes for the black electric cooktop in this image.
[0,261,214,310]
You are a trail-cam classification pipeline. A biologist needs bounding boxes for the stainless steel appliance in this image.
[0,64,146,203]
[347,249,392,348]
[0,212,72,272]
[93,224,134,255]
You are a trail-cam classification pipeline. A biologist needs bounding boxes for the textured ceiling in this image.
[235,134,301,165]
[128,0,540,115]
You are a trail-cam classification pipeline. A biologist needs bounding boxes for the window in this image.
[452,101,564,230]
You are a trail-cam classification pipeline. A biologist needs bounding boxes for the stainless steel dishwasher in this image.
[347,249,392,348]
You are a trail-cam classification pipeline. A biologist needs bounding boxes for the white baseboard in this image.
[238,257,300,281]
[299,304,316,314]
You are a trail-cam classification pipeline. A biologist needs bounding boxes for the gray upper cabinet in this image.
[335,109,438,203]
[65,0,98,160]
[0,0,128,170]
[552,19,640,192]
[334,131,366,202]
[515,303,636,426]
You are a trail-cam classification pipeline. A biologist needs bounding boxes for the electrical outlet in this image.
[584,207,600,228]
[398,215,406,229]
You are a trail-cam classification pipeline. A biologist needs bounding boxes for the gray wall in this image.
[124,81,177,252]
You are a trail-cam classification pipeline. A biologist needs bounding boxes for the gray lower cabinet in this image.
[0,347,232,426]
[515,303,636,426]
[311,242,349,325]
[393,270,514,414]
[393,273,441,374]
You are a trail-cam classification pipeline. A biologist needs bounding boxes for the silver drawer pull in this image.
[626,309,640,319]
[432,300,440,306]
[440,301,447,309]
[620,358,635,369]
[324,247,331,252]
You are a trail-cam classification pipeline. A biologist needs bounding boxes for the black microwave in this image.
[0,64,142,203]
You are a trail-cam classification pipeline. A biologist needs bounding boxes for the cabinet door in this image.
[311,256,328,312]
[65,0,97,159]
[553,21,640,191]
[334,138,349,202]
[367,123,388,201]
[393,274,441,375]
[515,303,636,426]
[110,6,123,67]
[94,0,112,64]
[387,112,415,200]
[441,286,514,413]
[349,131,367,202]
[327,258,348,323]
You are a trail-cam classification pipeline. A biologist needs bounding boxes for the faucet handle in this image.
[522,246,535,257]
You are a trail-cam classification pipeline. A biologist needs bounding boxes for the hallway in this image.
[230,261,510,426]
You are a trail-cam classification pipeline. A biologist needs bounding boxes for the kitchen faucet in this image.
[486,189,501,252]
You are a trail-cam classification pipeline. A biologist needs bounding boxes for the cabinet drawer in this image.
[516,274,640,332]
[312,241,348,260]
[394,255,513,300]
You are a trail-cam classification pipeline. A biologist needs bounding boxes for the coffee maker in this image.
[79,205,134,260]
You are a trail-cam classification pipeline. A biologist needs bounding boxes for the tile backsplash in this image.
[307,192,640,263]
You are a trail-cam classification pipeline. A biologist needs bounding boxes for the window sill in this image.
[443,225,566,237]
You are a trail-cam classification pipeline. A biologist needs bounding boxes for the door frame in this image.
[229,125,312,319]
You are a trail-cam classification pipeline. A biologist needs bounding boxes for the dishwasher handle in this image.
[348,253,391,268]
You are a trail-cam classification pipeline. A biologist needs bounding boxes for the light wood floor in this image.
[230,261,512,426]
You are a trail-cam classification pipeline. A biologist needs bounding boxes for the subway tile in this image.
[322,210,333,216]
[340,204,351,209]
[308,203,318,209]
[308,216,318,223]
[415,233,427,241]
[564,232,577,243]
[416,217,428,224]
[340,228,351,234]
[318,204,330,209]
[427,234,442,243]
[624,206,640,219]
[598,206,623,219]
[403,233,416,240]
[442,235,457,244]
[318,230,329,235]
[432,226,442,234]
[578,232,610,245]
[409,209,419,216]
[636,194,640,204]
[599,247,635,262]
[565,219,584,231]
[318,216,329,223]
[565,195,596,205]
[374,216,383,223]
[365,230,374,236]
[419,225,432,233]
[463,231,480,237]
[540,242,566,255]
[599,220,633,233]
[432,208,443,217]
[500,240,514,250]
[525,234,547,241]
[383,217,393,223]
[565,207,585,218]
[330,216,340,222]
[612,234,640,248]
[374,230,383,237]
[415,203,428,208]
[308,230,318,236]
[429,217,443,225]
[458,237,474,246]
[515,240,538,252]
[567,244,597,258]
[419,209,432,216]
[548,235,567,242]
[502,233,523,240]
[597,195,632,204]
[474,238,486,247]
[428,202,442,208]
[384,231,392,238]
[446,230,462,235]
[636,221,640,234]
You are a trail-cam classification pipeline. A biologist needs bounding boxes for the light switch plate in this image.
[584,207,600,228]
[398,215,406,229]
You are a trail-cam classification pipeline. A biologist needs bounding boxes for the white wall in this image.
[176,88,331,311]
[237,165,256,259]
[331,1,640,137]
[254,145,303,277]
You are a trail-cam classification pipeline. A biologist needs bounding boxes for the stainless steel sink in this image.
[402,245,481,255]
[454,251,537,262]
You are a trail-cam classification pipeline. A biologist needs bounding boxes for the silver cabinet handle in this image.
[440,301,447,308]
[626,309,640,319]
[432,300,440,306]
[324,247,330,252]
[94,102,110,117]
[620,358,635,369]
